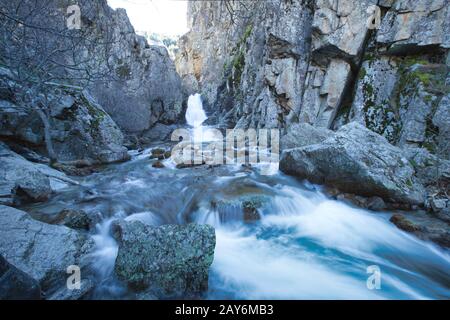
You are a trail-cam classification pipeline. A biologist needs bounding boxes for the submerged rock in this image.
[390,211,450,248]
[0,255,42,300]
[390,214,421,233]
[152,161,165,169]
[114,221,216,298]
[0,205,94,296]
[280,122,425,205]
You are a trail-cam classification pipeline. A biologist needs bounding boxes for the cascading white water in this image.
[193,180,450,300]
[186,93,216,143]
[27,100,450,300]
[186,93,208,128]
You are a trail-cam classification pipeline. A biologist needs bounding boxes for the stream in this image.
[22,95,450,300]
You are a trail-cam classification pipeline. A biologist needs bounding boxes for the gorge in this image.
[0,0,449,300]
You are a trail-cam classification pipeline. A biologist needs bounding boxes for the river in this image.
[22,95,450,300]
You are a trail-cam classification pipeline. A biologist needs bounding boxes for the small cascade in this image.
[186,93,208,128]
[186,93,215,143]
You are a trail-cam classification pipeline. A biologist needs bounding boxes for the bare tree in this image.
[0,0,123,164]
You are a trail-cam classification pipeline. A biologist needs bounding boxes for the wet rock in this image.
[0,205,95,295]
[0,255,42,300]
[390,211,450,248]
[366,197,387,211]
[57,209,94,231]
[280,122,425,205]
[150,148,167,160]
[390,214,421,233]
[114,221,216,298]
[152,161,165,169]
[48,278,94,300]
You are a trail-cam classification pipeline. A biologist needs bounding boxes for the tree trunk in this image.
[36,108,57,164]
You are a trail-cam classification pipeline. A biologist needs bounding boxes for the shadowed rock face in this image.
[280,122,425,205]
[0,205,95,296]
[114,221,216,299]
[0,83,129,165]
[76,0,184,133]
[0,255,42,300]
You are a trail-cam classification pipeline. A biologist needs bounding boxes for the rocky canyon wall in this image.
[176,0,449,159]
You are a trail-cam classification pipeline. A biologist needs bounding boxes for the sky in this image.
[107,0,188,36]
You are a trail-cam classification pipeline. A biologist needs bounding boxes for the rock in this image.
[404,148,450,186]
[430,198,448,213]
[390,214,421,233]
[0,142,79,204]
[242,199,263,222]
[366,197,387,211]
[0,255,42,300]
[0,87,130,165]
[152,161,165,169]
[280,122,425,205]
[141,124,178,143]
[213,195,270,224]
[0,142,51,204]
[83,3,184,133]
[114,221,216,298]
[48,278,94,300]
[0,205,95,295]
[311,0,379,57]
[150,148,166,160]
[348,57,401,143]
[432,94,450,160]
[390,211,450,248]
[377,0,449,53]
[281,123,333,150]
[57,209,94,231]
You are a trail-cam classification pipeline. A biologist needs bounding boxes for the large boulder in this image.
[0,84,130,164]
[114,221,216,298]
[280,122,425,205]
[0,255,42,300]
[0,142,78,205]
[281,123,333,150]
[0,205,94,296]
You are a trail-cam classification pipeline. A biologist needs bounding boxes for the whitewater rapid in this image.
[22,94,450,300]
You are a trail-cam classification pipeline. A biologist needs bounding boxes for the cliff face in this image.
[176,0,449,158]
[79,0,184,133]
[0,0,185,164]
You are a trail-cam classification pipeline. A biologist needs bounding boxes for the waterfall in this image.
[186,93,207,128]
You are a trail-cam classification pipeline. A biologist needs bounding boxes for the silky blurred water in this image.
[25,148,450,300]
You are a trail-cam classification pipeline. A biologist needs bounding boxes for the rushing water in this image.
[23,95,450,300]
[23,148,450,300]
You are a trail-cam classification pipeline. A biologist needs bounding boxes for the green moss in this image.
[406,179,413,188]
[223,24,253,91]
[116,65,131,79]
[81,94,107,132]
[358,67,367,80]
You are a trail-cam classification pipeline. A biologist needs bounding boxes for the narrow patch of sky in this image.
[107,0,188,36]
